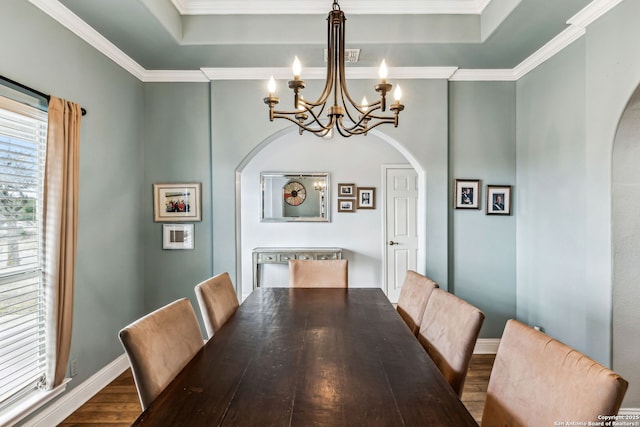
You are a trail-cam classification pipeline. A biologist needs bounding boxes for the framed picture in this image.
[357,187,375,209]
[337,198,355,212]
[455,179,480,209]
[162,224,194,250]
[153,182,201,222]
[486,185,512,215]
[338,183,356,197]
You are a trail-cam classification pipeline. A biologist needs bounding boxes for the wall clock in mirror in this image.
[283,181,306,206]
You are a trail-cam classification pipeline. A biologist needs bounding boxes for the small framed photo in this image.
[337,199,355,212]
[153,183,201,222]
[455,179,480,209]
[163,224,194,250]
[357,187,375,209]
[486,185,512,215]
[338,183,356,197]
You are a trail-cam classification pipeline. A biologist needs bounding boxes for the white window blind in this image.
[0,96,48,409]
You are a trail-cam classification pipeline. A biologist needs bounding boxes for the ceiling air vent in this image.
[324,48,361,63]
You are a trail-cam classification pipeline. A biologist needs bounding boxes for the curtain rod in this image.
[0,75,87,116]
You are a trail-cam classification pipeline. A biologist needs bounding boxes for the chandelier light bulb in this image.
[394,85,402,102]
[379,60,388,82]
[292,56,302,79]
[361,96,368,112]
[267,76,276,95]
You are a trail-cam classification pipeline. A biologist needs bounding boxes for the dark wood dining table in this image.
[132,287,478,426]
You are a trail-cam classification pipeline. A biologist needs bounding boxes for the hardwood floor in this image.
[58,369,140,427]
[58,354,495,426]
[461,354,495,424]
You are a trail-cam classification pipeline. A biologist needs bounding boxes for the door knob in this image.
[388,241,399,246]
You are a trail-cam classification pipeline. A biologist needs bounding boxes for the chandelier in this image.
[263,0,404,138]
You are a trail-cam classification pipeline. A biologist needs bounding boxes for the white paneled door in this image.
[384,165,419,303]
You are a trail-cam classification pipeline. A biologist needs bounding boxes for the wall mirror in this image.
[261,172,330,222]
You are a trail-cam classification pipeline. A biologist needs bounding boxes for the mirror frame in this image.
[260,172,330,222]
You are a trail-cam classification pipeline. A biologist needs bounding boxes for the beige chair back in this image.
[195,272,240,339]
[417,288,484,397]
[288,259,348,288]
[118,298,204,410]
[481,319,628,427]
[396,270,439,335]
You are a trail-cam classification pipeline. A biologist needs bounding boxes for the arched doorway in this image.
[234,127,426,299]
[612,83,640,407]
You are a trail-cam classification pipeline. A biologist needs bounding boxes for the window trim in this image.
[0,379,69,427]
[0,95,52,424]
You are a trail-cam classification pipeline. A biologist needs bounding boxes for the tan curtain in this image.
[44,96,81,388]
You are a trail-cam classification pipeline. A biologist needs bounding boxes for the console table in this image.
[252,247,343,288]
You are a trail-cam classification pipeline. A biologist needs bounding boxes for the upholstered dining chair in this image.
[118,298,204,410]
[288,259,348,288]
[481,319,628,427]
[396,270,439,336]
[194,272,240,339]
[417,288,485,397]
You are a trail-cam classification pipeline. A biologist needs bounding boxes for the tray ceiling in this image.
[50,0,595,72]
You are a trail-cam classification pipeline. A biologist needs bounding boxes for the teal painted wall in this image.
[516,0,640,373]
[394,79,451,288]
[449,81,517,338]
[142,83,213,324]
[516,39,589,354]
[0,0,144,396]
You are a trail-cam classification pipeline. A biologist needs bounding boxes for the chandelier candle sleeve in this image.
[263,77,280,121]
[379,60,388,82]
[268,77,276,96]
[263,0,405,138]
[292,57,302,79]
[391,85,404,115]
[394,85,402,102]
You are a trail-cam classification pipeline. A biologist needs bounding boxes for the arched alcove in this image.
[234,126,427,298]
[612,83,640,407]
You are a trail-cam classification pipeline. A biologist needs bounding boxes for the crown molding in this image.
[567,0,625,28]
[201,67,459,81]
[513,24,586,80]
[450,69,517,81]
[27,0,146,81]
[392,67,459,79]
[141,70,209,83]
[202,67,307,81]
[510,0,626,79]
[31,0,625,84]
[171,0,491,16]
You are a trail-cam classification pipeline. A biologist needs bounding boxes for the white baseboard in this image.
[22,354,130,427]
[474,338,500,354]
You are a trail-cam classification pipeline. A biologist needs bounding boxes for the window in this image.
[0,96,48,411]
